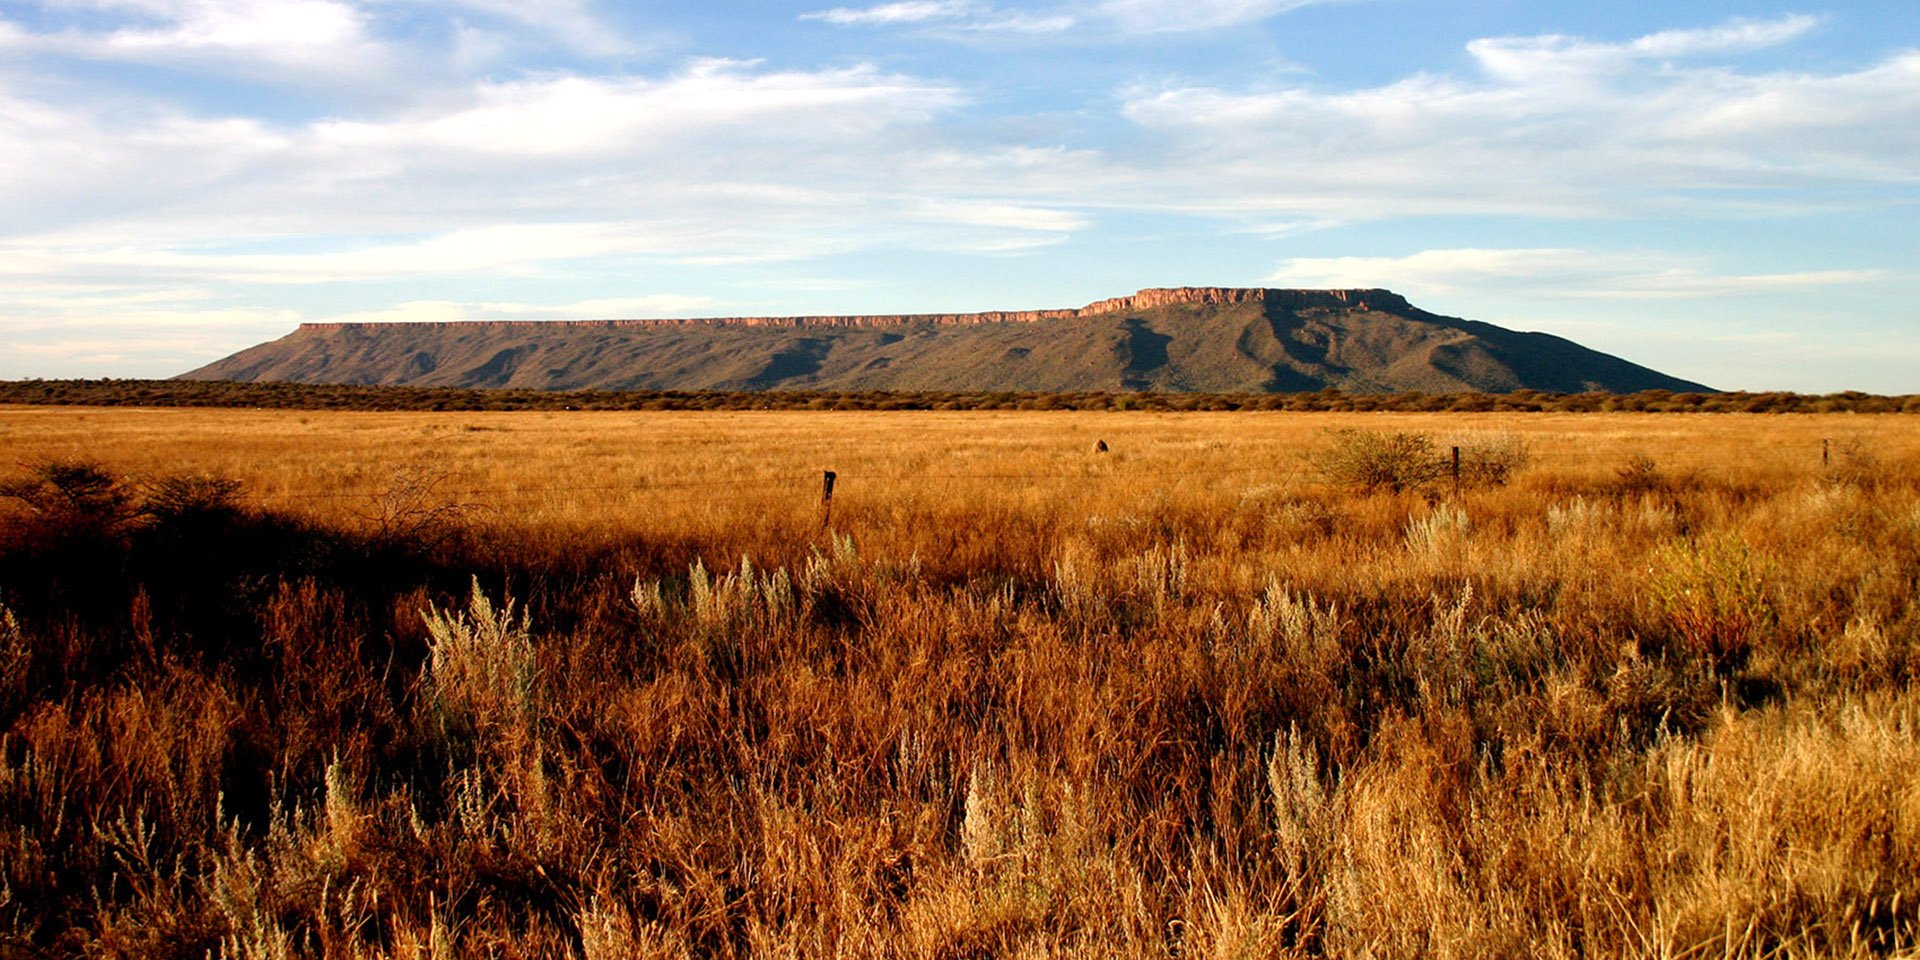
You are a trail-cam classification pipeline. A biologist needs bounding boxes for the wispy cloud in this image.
[900,199,1088,232]
[2,8,1914,390]
[0,0,645,87]
[0,52,1089,300]
[801,1,974,25]
[1,225,648,284]
[0,0,396,83]
[0,58,977,243]
[425,0,638,58]
[5,14,1908,278]
[1117,15,1920,220]
[311,60,965,159]
[799,0,1332,35]
[1095,0,1330,34]
[0,286,721,377]
[0,298,304,378]
[319,294,717,324]
[1467,14,1826,81]
[1268,248,1885,300]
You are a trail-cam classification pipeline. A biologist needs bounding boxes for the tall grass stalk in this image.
[1,409,1916,957]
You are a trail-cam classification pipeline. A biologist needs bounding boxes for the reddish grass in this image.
[0,410,1916,958]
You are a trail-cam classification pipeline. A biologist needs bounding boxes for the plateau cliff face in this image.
[182,287,1710,394]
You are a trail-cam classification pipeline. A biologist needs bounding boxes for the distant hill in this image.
[180,287,1712,394]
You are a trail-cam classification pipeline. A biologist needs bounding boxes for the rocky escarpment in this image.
[184,287,1711,394]
[290,288,1406,334]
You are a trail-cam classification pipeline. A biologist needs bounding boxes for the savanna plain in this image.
[2,406,1918,959]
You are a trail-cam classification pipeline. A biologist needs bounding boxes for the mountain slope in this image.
[180,288,1711,394]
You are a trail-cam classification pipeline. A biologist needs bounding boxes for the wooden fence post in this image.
[1451,445,1461,495]
[1822,438,1830,468]
[821,470,837,527]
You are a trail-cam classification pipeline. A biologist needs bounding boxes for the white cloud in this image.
[0,299,305,378]
[1467,14,1824,81]
[6,224,650,284]
[1238,218,1346,239]
[1095,0,1325,33]
[0,52,1093,292]
[1,282,217,310]
[901,199,1087,231]
[0,0,394,81]
[0,85,295,244]
[802,1,973,25]
[1625,14,1823,57]
[1116,16,1920,220]
[12,11,1908,304]
[501,295,716,318]
[800,0,1073,32]
[0,0,653,93]
[0,57,966,225]
[315,60,963,159]
[424,0,637,58]
[800,0,1323,35]
[321,295,717,324]
[1267,248,1884,300]
[0,286,721,377]
[2,10,1915,389]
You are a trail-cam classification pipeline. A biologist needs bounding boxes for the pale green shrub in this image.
[421,578,535,737]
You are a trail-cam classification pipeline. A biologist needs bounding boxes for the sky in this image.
[1,1,1916,392]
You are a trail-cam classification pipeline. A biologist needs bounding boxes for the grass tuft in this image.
[1,408,1916,956]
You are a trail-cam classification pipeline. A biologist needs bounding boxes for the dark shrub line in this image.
[4,379,1918,413]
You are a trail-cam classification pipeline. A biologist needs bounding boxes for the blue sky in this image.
[1,1,1915,391]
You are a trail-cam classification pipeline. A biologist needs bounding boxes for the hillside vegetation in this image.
[10,378,1920,413]
[177,289,1710,394]
[1,408,1917,958]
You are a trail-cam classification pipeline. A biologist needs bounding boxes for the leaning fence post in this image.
[821,470,837,527]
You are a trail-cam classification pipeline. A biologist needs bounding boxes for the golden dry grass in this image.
[3,406,1910,539]
[1,406,1918,958]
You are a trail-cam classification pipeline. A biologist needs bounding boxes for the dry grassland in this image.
[3,407,1909,552]
[1,406,1918,958]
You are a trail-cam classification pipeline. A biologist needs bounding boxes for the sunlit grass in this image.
[1,406,1916,957]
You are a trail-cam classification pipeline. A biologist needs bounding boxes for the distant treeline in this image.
[3,378,1917,413]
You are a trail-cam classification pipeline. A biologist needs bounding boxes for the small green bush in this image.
[1647,534,1775,675]
[1312,429,1446,493]
[1313,429,1529,493]
[1453,434,1531,487]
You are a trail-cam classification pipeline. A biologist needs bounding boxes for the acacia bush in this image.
[0,461,136,535]
[1311,429,1445,493]
[138,474,244,523]
[1451,432,1532,487]
[1312,428,1530,493]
